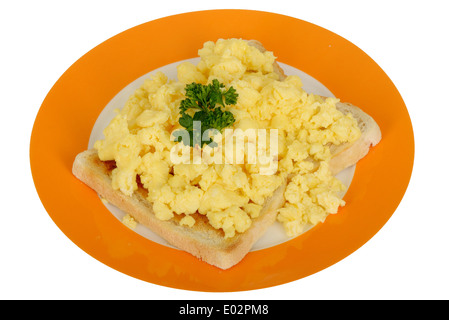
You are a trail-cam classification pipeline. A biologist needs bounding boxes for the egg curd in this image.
[94,39,361,238]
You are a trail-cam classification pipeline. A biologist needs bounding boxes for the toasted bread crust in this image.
[331,102,382,175]
[247,39,287,80]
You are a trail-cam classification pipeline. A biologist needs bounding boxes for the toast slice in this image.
[72,101,380,269]
[247,39,381,174]
[72,40,381,270]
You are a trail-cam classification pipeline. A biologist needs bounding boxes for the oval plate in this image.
[30,9,414,292]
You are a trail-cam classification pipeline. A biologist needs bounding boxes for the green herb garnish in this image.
[174,79,237,147]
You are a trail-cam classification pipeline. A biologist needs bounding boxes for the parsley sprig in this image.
[175,79,238,147]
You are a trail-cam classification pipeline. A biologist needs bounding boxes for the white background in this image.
[1,0,448,300]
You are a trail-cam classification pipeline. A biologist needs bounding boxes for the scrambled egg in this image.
[122,214,138,229]
[94,39,361,238]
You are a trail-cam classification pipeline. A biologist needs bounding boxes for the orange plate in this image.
[30,10,414,292]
